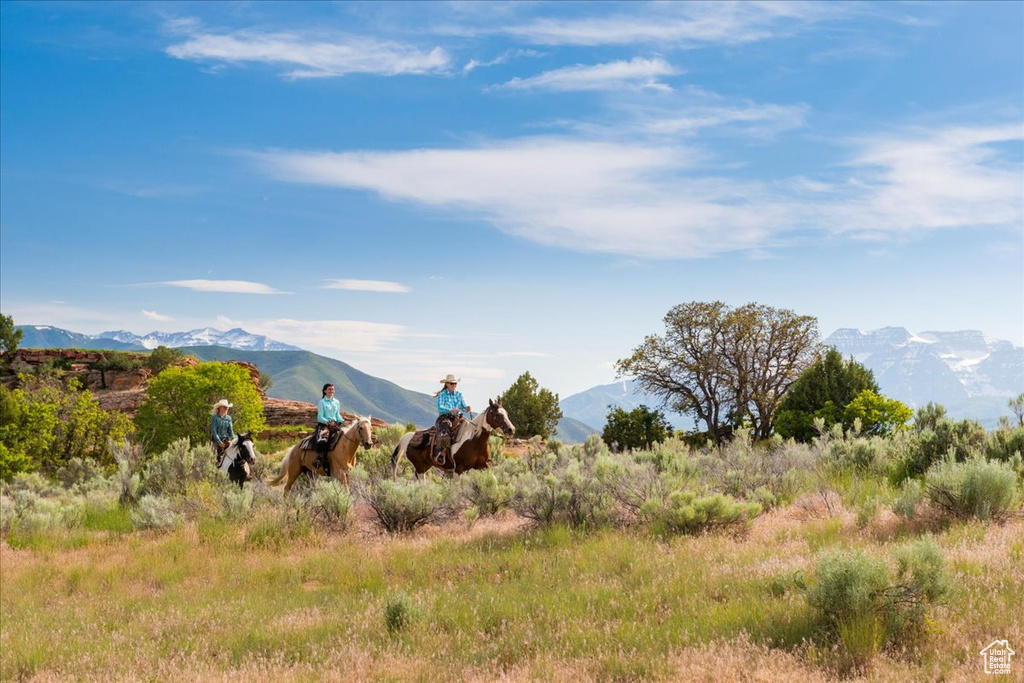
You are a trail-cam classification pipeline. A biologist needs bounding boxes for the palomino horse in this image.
[218,433,257,489]
[267,416,374,491]
[390,399,515,478]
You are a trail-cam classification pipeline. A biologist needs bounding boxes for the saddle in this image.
[299,424,344,476]
[429,413,464,468]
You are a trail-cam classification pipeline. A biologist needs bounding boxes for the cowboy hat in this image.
[439,374,461,384]
[211,399,233,414]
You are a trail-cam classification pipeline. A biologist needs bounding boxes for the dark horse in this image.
[218,433,257,489]
[390,399,515,478]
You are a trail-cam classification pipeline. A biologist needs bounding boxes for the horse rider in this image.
[313,383,344,473]
[210,399,235,468]
[433,374,471,466]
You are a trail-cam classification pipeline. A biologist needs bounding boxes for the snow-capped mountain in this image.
[560,327,1023,430]
[824,327,1022,425]
[96,327,301,351]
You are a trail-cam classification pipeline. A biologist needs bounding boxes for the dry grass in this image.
[2,503,1022,682]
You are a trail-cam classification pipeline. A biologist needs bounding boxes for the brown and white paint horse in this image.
[390,399,515,478]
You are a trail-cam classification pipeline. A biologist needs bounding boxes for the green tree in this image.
[774,348,879,442]
[616,301,818,443]
[134,361,265,452]
[145,345,186,376]
[602,404,672,452]
[499,372,562,440]
[842,390,913,436]
[0,313,23,373]
[1010,393,1024,427]
[0,377,133,479]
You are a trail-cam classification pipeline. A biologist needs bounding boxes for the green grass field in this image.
[3,503,1021,682]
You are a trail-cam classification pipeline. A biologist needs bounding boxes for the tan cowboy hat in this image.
[211,399,233,414]
[439,374,460,384]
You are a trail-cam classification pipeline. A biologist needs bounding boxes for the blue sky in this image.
[2,1,1022,404]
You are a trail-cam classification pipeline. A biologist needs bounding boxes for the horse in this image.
[267,416,374,491]
[390,399,515,478]
[218,433,257,489]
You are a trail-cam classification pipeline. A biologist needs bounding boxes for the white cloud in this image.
[253,121,1022,259]
[500,2,840,46]
[247,319,407,353]
[321,279,411,293]
[165,25,450,78]
[254,138,787,258]
[639,102,809,137]
[496,57,678,92]
[826,123,1024,236]
[463,48,543,74]
[142,309,173,322]
[159,279,288,294]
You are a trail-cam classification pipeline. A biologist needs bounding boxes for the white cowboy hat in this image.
[211,399,233,414]
[439,374,461,384]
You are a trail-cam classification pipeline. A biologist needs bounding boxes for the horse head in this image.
[354,416,374,449]
[235,433,256,466]
[485,399,516,437]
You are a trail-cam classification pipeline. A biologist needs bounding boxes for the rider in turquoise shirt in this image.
[433,374,471,466]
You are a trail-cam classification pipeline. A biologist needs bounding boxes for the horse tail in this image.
[390,432,412,479]
[266,446,293,486]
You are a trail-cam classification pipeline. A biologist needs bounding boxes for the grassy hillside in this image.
[184,346,435,426]
[553,416,599,443]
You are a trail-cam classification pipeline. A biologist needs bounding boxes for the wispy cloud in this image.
[165,22,450,78]
[247,319,407,353]
[495,57,678,92]
[321,279,410,293]
[464,48,543,74]
[158,279,289,294]
[254,138,781,258]
[254,120,1022,259]
[499,2,844,46]
[142,309,173,322]
[638,101,810,137]
[827,123,1024,237]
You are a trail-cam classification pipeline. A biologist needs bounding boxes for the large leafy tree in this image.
[0,377,133,480]
[602,404,672,452]
[616,301,818,443]
[774,347,879,442]
[134,361,265,452]
[0,313,23,370]
[499,371,562,440]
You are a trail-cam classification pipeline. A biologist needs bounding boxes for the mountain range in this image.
[16,324,1021,432]
[14,324,593,438]
[17,326,298,352]
[559,327,1023,430]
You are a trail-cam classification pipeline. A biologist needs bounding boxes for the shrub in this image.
[806,541,947,674]
[139,439,218,498]
[894,418,988,482]
[640,490,760,536]
[373,424,409,453]
[217,486,255,522]
[130,495,181,531]
[595,455,664,516]
[384,594,414,635]
[510,472,568,526]
[306,478,354,530]
[893,479,924,520]
[698,431,808,503]
[925,457,1020,521]
[361,478,450,533]
[456,469,513,517]
[986,426,1024,463]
